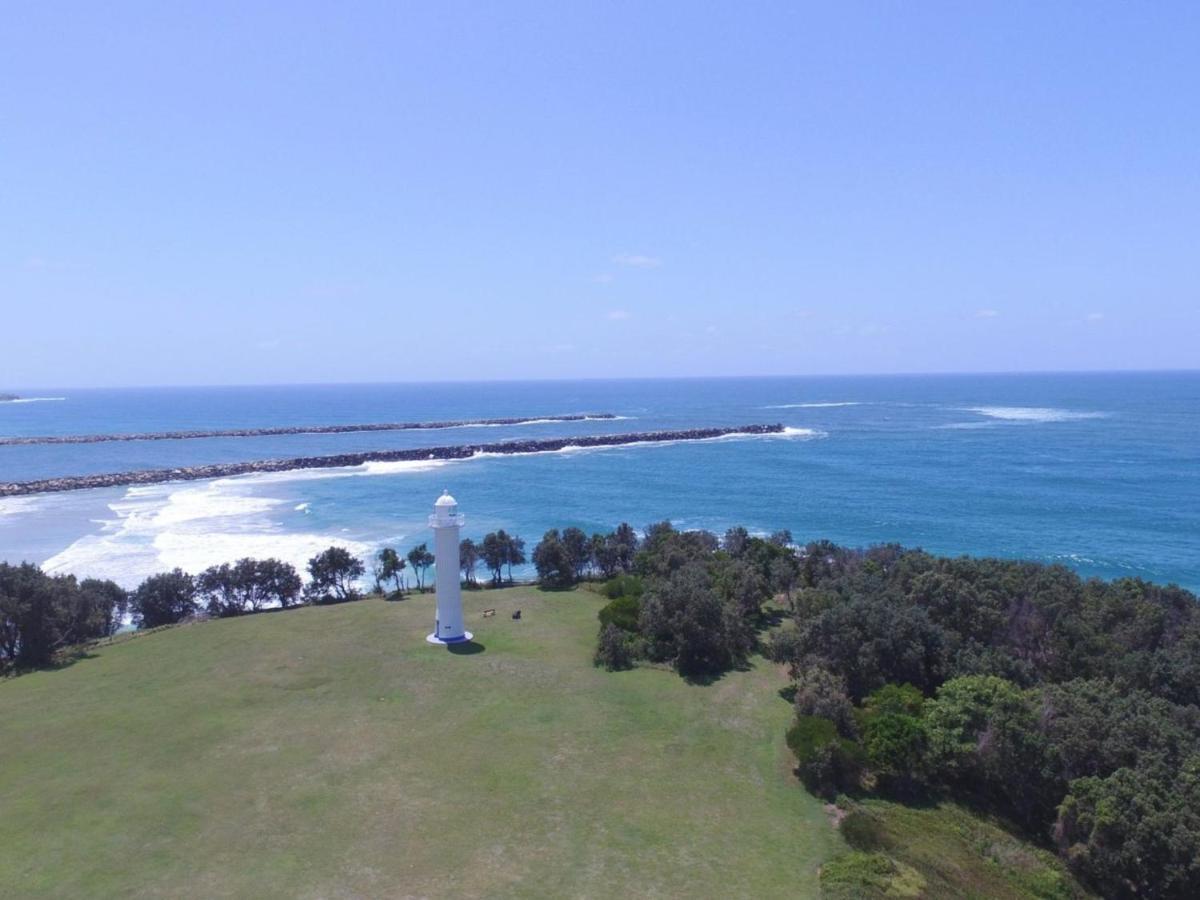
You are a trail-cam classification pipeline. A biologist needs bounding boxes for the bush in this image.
[594,623,635,671]
[787,715,863,797]
[598,594,641,632]
[839,808,888,852]
[602,573,643,601]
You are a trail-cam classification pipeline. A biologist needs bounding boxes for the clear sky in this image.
[2,2,1198,387]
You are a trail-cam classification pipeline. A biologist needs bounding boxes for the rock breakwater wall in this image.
[0,424,784,497]
[0,413,618,446]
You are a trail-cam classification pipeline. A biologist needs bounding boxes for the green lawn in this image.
[0,587,840,898]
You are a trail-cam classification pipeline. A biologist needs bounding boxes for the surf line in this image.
[0,413,620,447]
[0,424,785,497]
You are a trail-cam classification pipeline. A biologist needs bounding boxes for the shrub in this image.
[598,594,641,632]
[602,574,643,601]
[839,808,888,852]
[787,715,863,797]
[594,623,635,671]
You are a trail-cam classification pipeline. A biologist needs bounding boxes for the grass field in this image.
[0,586,840,898]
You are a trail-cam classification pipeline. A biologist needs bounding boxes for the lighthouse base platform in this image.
[425,630,474,645]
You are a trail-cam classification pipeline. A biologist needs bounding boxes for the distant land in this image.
[0,393,19,402]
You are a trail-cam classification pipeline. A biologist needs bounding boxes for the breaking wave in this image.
[963,406,1107,423]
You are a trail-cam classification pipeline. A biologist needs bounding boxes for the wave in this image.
[963,406,1107,423]
[2,397,66,404]
[761,401,861,409]
[455,414,631,427]
[40,480,373,587]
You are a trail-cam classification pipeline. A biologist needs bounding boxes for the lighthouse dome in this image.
[435,491,457,507]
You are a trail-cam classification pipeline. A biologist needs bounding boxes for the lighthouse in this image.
[426,491,472,645]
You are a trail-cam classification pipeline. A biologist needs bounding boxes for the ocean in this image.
[1,373,1197,591]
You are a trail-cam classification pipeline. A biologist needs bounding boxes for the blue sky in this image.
[3,2,1198,387]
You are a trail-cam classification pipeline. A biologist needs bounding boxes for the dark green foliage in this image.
[561,527,590,580]
[593,623,634,671]
[777,542,1200,896]
[859,684,927,785]
[598,594,641,632]
[791,663,857,738]
[786,715,862,797]
[1055,761,1200,899]
[0,563,128,669]
[839,808,888,852]
[197,558,302,617]
[601,574,643,601]
[477,530,526,585]
[375,547,406,594]
[532,529,574,587]
[405,543,434,591]
[132,569,196,628]
[638,561,752,678]
[459,538,479,585]
[306,546,365,604]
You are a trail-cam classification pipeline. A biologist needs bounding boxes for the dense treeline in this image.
[0,563,127,669]
[578,523,794,678]
[767,542,1200,899]
[3,531,530,672]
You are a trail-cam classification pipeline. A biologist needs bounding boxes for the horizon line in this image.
[5,366,1200,394]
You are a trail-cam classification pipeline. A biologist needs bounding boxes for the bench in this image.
[482,608,496,618]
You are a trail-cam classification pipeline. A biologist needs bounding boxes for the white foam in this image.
[964,406,1107,423]
[761,401,861,409]
[40,479,372,587]
[2,397,67,404]
[0,496,42,517]
[454,414,631,427]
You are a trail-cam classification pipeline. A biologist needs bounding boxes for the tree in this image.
[637,561,750,678]
[132,569,196,628]
[252,558,303,609]
[722,526,750,557]
[77,578,128,638]
[480,532,506,585]
[792,663,858,738]
[561,527,590,580]
[306,546,365,604]
[406,543,434,591]
[503,531,526,583]
[197,563,242,617]
[611,522,640,572]
[196,558,301,616]
[1055,762,1200,898]
[375,547,406,595]
[859,684,928,785]
[594,623,634,671]
[533,530,574,587]
[460,538,480,585]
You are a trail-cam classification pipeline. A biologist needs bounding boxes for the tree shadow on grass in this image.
[447,640,486,655]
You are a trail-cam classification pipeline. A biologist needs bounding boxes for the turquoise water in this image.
[1,373,1197,590]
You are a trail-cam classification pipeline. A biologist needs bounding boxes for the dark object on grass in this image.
[512,609,522,620]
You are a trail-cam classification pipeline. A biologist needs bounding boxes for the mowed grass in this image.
[0,586,839,898]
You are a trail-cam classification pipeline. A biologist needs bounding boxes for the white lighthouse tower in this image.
[426,490,472,645]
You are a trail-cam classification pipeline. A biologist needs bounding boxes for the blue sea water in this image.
[1,373,1197,591]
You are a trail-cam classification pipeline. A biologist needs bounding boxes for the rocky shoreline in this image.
[0,413,617,446]
[0,424,784,497]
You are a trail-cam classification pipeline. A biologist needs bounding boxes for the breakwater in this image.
[0,424,784,496]
[0,413,618,446]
